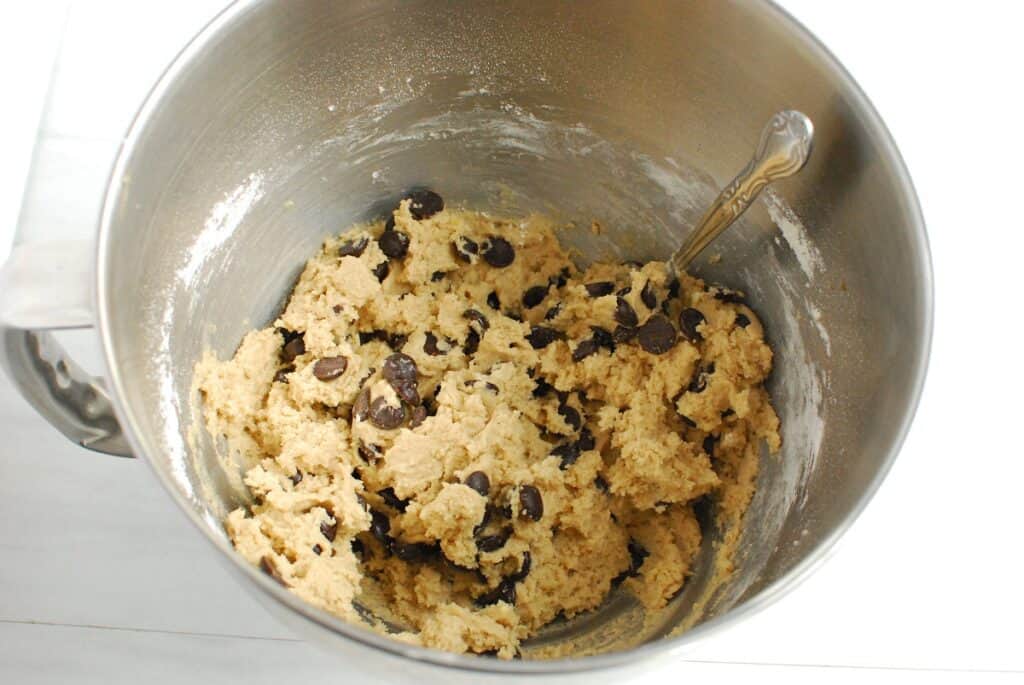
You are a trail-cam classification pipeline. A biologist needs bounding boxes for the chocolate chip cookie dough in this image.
[195,190,781,659]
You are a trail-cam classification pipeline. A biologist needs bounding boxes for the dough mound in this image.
[196,197,780,659]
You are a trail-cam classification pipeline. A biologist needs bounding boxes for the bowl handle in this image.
[0,240,133,457]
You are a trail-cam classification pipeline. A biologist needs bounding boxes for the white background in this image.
[1,2,1022,683]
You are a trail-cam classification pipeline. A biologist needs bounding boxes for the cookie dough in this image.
[195,191,780,659]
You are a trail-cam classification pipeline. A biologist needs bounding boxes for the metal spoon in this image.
[669,110,814,274]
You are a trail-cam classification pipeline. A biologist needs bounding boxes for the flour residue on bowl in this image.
[154,172,267,507]
[764,188,824,281]
[177,172,265,287]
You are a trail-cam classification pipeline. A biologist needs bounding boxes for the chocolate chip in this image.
[454,236,478,262]
[465,471,490,496]
[735,312,751,328]
[585,281,615,297]
[518,485,543,521]
[616,286,632,297]
[578,427,596,451]
[353,387,370,421]
[510,551,532,582]
[572,338,599,362]
[703,435,716,458]
[339,236,369,257]
[387,333,408,352]
[587,326,614,353]
[552,442,581,469]
[410,405,427,428]
[482,237,515,267]
[372,260,389,282]
[423,331,444,356]
[431,270,446,282]
[625,540,649,578]
[722,408,735,418]
[612,325,637,343]
[475,578,516,606]
[358,330,386,345]
[595,475,609,492]
[383,353,418,386]
[614,296,639,327]
[637,314,677,355]
[379,487,409,512]
[407,189,444,219]
[497,503,514,519]
[274,365,295,383]
[532,378,553,398]
[477,526,513,552]
[313,356,348,380]
[320,519,338,542]
[678,308,706,343]
[357,440,382,462]
[463,330,480,355]
[378,230,409,259]
[487,291,501,310]
[611,539,650,587]
[688,365,713,394]
[544,303,561,321]
[259,556,288,586]
[280,331,305,362]
[484,382,499,394]
[526,326,559,349]
[668,278,681,299]
[289,471,302,486]
[313,544,323,555]
[495,578,517,605]
[641,281,658,310]
[558,403,582,432]
[370,510,391,542]
[392,540,438,562]
[552,267,571,289]
[369,397,406,429]
[392,378,420,406]
[522,285,549,309]
[384,215,395,232]
[463,309,490,332]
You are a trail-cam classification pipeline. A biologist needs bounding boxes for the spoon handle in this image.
[670,110,813,274]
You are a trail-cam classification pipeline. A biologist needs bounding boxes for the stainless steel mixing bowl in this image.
[0,0,931,680]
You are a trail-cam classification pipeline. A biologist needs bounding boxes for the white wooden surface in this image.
[1,2,1022,683]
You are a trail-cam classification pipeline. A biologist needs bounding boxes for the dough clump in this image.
[196,195,780,659]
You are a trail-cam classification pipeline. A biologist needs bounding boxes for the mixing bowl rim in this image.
[95,0,934,673]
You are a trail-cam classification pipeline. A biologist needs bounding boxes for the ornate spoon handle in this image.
[670,110,813,274]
